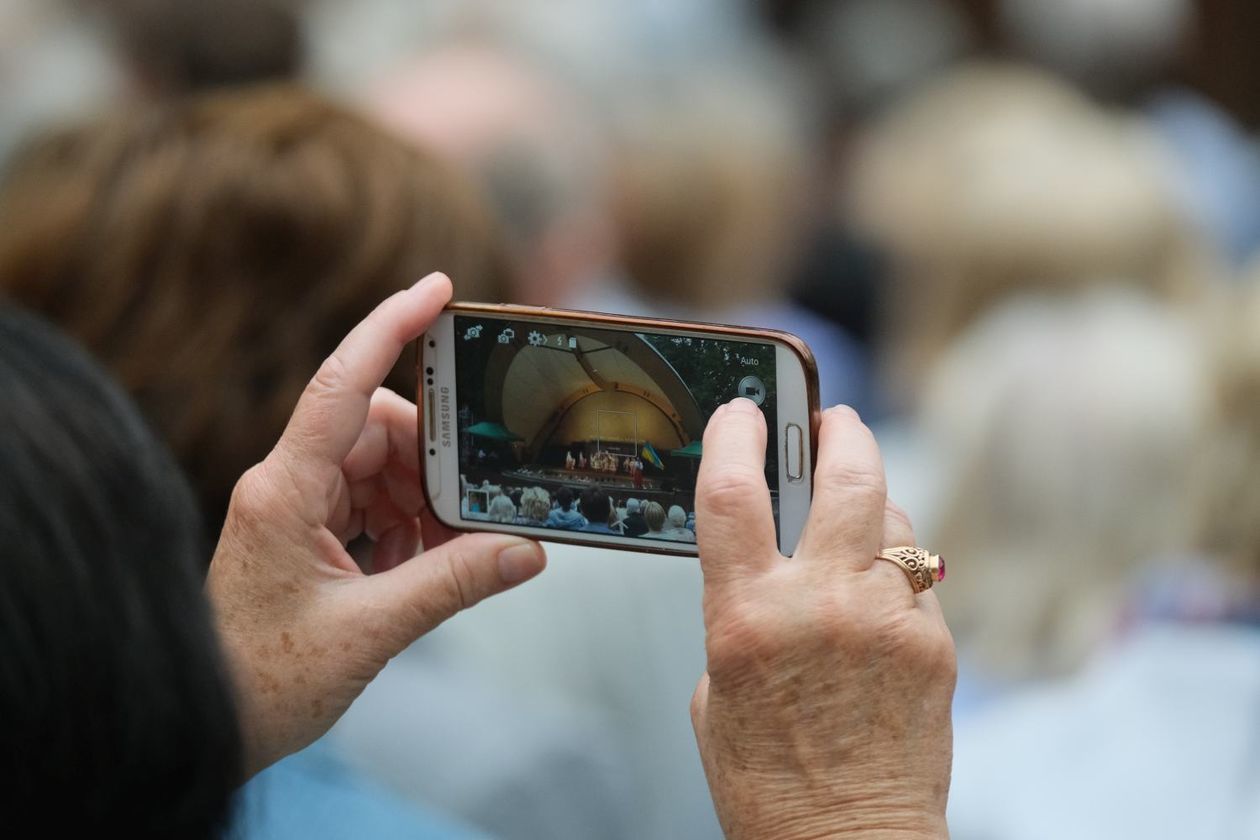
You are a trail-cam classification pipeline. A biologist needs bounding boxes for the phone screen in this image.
[452,314,779,545]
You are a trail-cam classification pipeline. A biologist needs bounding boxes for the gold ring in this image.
[875,546,945,594]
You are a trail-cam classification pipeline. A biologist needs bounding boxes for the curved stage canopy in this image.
[481,328,705,460]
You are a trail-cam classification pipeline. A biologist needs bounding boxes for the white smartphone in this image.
[419,303,819,556]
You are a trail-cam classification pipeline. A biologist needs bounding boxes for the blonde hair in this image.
[847,62,1211,402]
[518,486,551,522]
[925,288,1211,679]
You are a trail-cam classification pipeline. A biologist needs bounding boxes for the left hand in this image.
[206,273,547,776]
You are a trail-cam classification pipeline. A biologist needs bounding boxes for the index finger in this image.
[795,405,887,571]
[276,272,452,483]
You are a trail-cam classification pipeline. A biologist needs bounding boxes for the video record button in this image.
[737,375,766,406]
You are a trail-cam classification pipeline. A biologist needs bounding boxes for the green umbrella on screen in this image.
[669,440,703,459]
[466,421,523,442]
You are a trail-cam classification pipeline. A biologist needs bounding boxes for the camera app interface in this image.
[453,315,779,544]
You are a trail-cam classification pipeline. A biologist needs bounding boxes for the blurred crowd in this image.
[3,0,1260,838]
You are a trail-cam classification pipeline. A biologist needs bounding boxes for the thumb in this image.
[359,532,546,648]
[695,399,779,589]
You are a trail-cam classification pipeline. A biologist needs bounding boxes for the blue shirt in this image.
[545,508,588,530]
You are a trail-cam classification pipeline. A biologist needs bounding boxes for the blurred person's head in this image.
[364,41,615,307]
[644,501,667,533]
[0,1,125,166]
[613,64,813,313]
[848,63,1211,402]
[999,0,1193,100]
[88,0,304,96]
[0,307,240,835]
[923,287,1211,680]
[0,83,506,531]
[789,0,973,121]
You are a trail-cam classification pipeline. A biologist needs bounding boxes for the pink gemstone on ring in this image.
[936,556,946,582]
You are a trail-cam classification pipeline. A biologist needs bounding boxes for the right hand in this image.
[691,400,956,839]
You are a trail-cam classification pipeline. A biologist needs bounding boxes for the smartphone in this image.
[419,303,819,556]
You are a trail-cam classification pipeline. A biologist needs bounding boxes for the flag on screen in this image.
[641,441,665,470]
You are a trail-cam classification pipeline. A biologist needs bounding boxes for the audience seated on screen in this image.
[487,489,517,524]
[666,506,697,543]
[620,498,649,537]
[578,488,618,535]
[545,487,588,530]
[517,487,552,525]
[642,502,670,540]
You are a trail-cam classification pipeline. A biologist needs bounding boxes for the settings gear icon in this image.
[527,330,547,347]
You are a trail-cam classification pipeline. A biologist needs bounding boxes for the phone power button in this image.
[786,423,804,482]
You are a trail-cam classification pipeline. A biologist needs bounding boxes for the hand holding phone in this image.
[691,404,955,839]
[420,303,820,555]
[209,275,547,776]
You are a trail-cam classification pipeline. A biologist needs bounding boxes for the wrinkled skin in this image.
[204,272,955,838]
[692,400,956,839]
[207,274,546,775]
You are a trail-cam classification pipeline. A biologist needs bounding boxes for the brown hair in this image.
[0,84,508,530]
[643,501,667,533]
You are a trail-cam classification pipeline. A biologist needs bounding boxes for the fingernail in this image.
[826,404,861,421]
[727,397,759,414]
[498,541,544,584]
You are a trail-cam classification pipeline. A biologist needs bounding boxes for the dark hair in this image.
[556,486,574,511]
[0,83,509,533]
[0,308,241,836]
[94,0,304,93]
[580,487,612,524]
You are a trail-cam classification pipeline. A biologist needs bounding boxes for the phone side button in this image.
[427,388,437,442]
[786,423,804,482]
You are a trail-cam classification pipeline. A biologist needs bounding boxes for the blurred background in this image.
[3,1,1260,838]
